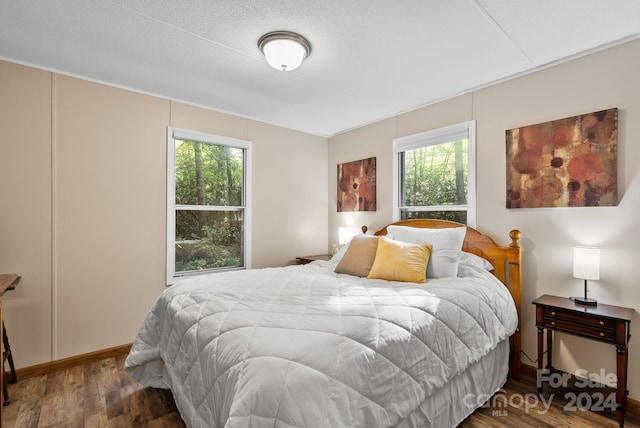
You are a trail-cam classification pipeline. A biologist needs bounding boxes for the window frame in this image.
[392,120,476,227]
[166,127,252,285]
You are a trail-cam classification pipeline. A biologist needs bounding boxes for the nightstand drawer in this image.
[543,307,614,330]
[542,317,615,342]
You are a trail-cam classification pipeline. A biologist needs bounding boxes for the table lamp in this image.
[572,246,600,306]
[338,227,358,246]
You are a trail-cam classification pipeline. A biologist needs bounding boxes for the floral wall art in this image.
[506,108,618,208]
[337,157,376,212]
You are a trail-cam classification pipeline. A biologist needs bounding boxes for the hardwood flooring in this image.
[3,354,184,427]
[2,355,638,427]
[460,376,640,428]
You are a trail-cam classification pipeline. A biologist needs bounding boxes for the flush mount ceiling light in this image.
[258,31,311,72]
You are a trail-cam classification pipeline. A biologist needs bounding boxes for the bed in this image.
[125,219,522,428]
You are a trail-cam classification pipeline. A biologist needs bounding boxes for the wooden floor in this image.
[460,376,640,428]
[2,354,184,427]
[2,354,639,427]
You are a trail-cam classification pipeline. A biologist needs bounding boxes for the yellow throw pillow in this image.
[367,237,432,283]
[334,235,379,277]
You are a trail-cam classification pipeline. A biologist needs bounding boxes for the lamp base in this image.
[574,296,598,306]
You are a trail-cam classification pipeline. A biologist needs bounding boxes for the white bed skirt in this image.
[396,339,510,427]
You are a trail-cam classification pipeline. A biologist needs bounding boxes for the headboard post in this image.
[507,229,522,379]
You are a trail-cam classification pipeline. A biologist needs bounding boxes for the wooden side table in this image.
[295,254,333,265]
[533,294,633,427]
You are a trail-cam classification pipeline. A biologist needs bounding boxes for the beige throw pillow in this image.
[334,235,379,277]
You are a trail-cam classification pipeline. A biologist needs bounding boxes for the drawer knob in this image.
[551,321,556,326]
[600,332,605,337]
[599,321,605,326]
[551,311,556,316]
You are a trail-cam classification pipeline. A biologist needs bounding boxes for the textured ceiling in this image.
[1,0,640,137]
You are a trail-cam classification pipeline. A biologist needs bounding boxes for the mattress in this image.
[125,259,517,428]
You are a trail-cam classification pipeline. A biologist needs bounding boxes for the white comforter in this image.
[125,260,517,428]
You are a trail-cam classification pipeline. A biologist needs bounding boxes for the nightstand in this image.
[533,294,633,427]
[295,254,333,265]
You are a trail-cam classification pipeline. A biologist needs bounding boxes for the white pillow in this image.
[386,225,466,278]
[459,251,494,271]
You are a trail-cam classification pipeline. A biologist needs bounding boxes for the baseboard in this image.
[521,363,639,416]
[10,343,132,381]
[629,396,640,418]
[521,362,537,379]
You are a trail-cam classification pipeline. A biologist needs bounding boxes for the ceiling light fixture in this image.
[258,31,311,72]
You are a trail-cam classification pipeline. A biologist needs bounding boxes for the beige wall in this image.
[328,39,640,399]
[53,75,170,358]
[249,120,328,268]
[0,60,328,364]
[0,62,52,366]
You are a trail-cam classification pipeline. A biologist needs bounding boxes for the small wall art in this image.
[337,157,376,212]
[506,108,618,208]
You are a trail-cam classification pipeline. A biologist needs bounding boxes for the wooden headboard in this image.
[366,219,522,379]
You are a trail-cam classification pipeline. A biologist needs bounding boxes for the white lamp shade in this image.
[573,246,600,280]
[338,227,358,245]
[262,38,307,71]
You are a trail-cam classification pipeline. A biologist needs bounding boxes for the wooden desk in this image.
[533,294,633,427]
[0,274,20,412]
[0,275,19,295]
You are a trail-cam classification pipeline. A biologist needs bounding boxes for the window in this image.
[393,121,476,226]
[167,128,251,284]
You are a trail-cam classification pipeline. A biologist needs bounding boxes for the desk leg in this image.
[2,324,16,384]
[616,346,628,427]
[546,329,553,371]
[1,322,16,407]
[537,327,544,395]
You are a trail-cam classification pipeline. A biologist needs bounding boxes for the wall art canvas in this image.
[506,108,617,208]
[337,157,376,212]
